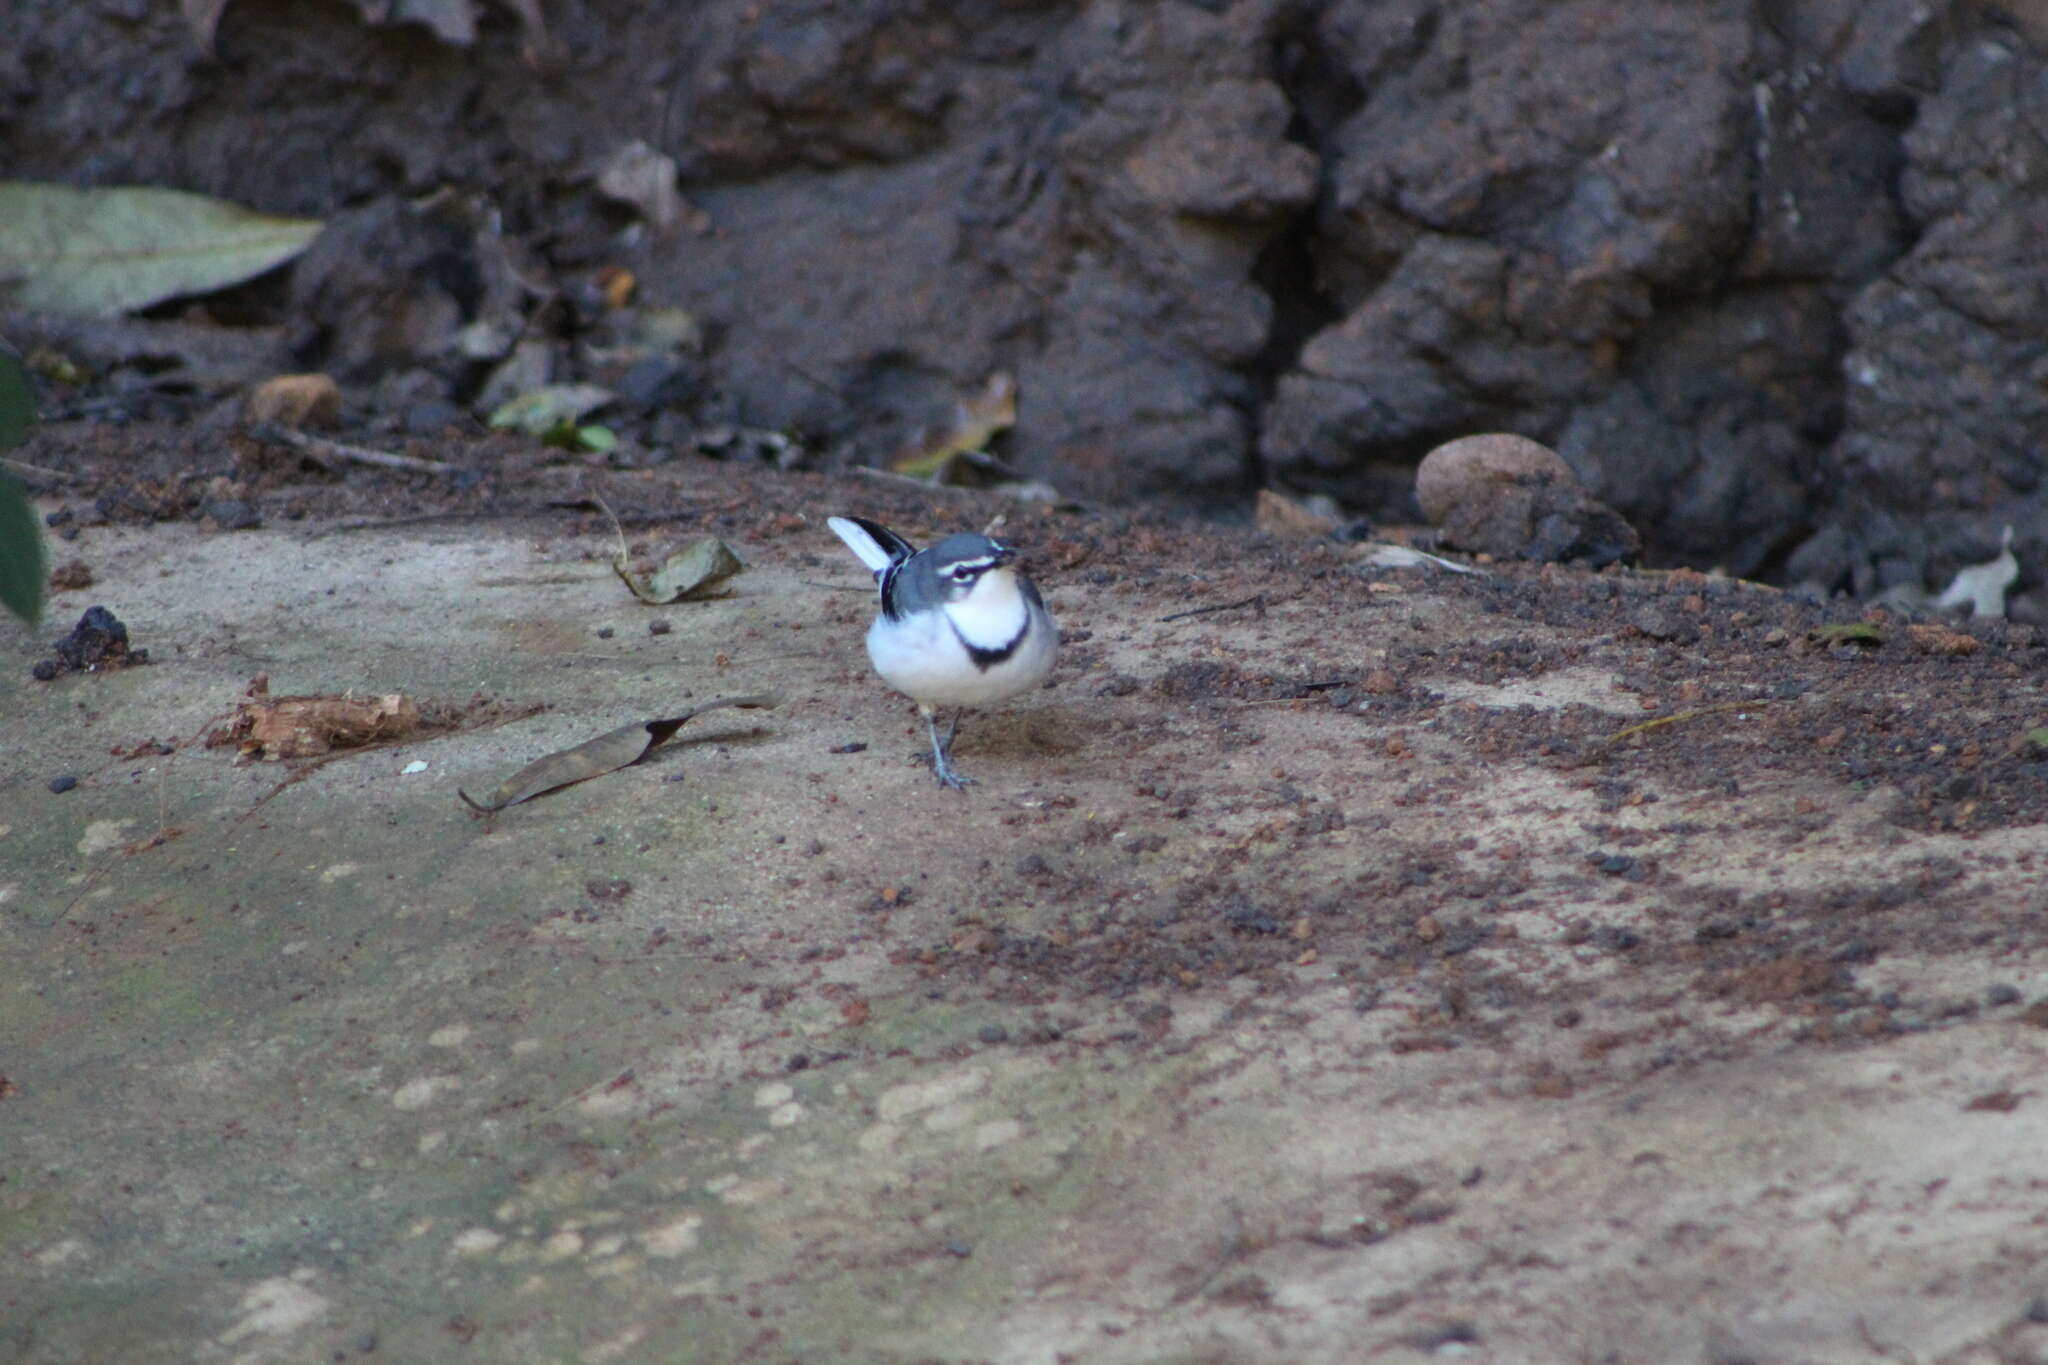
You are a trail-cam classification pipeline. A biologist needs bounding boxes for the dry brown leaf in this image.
[246,373,341,430]
[1904,622,1981,656]
[1254,488,1340,539]
[458,693,779,813]
[207,677,422,761]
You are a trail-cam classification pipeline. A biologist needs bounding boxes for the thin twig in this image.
[255,423,473,477]
[1159,594,1278,624]
[848,465,967,492]
[303,512,492,538]
[1,455,75,485]
[1584,700,1773,761]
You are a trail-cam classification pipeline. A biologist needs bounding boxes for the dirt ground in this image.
[4,437,2048,1363]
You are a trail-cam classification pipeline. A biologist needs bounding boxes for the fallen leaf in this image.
[612,537,746,604]
[1903,622,1981,656]
[458,694,779,812]
[206,681,423,761]
[1810,622,1886,647]
[0,182,322,317]
[1345,542,1488,575]
[487,383,616,437]
[180,0,231,50]
[1255,488,1341,540]
[890,373,1017,478]
[596,498,747,604]
[352,0,477,44]
[594,140,702,234]
[1934,527,2018,618]
[245,373,341,430]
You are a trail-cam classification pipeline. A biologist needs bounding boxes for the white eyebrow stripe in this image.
[944,556,1004,575]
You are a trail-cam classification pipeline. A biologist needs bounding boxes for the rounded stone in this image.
[1414,434,1579,527]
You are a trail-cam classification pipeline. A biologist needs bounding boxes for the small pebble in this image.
[648,618,673,636]
[596,626,615,640]
[977,1024,1009,1045]
[942,1241,972,1258]
[48,775,78,794]
[1986,983,2022,1007]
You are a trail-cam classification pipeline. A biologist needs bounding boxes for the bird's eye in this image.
[951,567,975,581]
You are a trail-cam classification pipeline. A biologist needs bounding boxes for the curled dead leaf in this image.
[614,536,746,604]
[207,678,423,761]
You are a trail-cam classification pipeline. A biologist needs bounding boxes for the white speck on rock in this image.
[541,1230,585,1261]
[76,819,133,856]
[753,1081,794,1108]
[319,862,360,883]
[417,1130,447,1154]
[391,1076,457,1110]
[857,1123,900,1153]
[973,1118,1024,1149]
[641,1215,703,1257]
[511,1037,541,1055]
[876,1068,988,1123]
[33,1238,85,1268]
[769,1101,803,1128]
[715,1178,786,1206]
[428,1025,470,1048]
[218,1275,329,1343]
[451,1228,503,1256]
[923,1101,977,1133]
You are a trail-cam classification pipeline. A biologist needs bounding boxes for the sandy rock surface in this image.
[5,457,2046,1362]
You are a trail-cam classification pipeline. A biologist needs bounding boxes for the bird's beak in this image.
[989,545,1018,568]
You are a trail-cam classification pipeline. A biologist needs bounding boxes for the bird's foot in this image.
[921,708,975,791]
[927,749,977,790]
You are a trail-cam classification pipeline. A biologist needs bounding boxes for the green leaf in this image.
[0,346,44,625]
[0,340,32,449]
[487,384,615,437]
[0,181,323,317]
[1810,622,1885,647]
[0,474,46,626]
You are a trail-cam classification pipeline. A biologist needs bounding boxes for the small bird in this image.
[827,515,1058,790]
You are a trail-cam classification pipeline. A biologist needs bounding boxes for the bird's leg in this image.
[920,704,974,790]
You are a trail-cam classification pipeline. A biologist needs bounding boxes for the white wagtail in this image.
[827,515,1058,790]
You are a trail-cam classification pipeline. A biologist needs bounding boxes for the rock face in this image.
[3,0,2044,590]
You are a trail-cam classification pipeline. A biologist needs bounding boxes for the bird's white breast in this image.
[866,569,1055,708]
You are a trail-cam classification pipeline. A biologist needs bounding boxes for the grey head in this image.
[884,534,1016,617]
